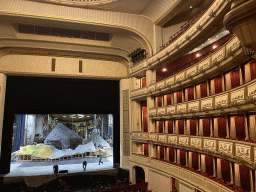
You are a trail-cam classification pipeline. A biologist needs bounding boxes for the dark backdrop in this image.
[0,76,120,174]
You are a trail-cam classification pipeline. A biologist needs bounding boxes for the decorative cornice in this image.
[31,0,121,7]
[0,47,129,66]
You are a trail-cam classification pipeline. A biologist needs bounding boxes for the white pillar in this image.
[230,162,234,185]
[0,73,6,157]
[225,116,230,139]
[249,169,254,192]
[244,114,249,140]
[213,157,216,177]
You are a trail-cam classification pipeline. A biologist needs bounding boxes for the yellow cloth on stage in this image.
[18,144,56,158]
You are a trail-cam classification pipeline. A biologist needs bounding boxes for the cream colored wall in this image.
[162,21,186,44]
[0,0,154,51]
[0,22,17,38]
[0,55,128,79]
[120,78,131,169]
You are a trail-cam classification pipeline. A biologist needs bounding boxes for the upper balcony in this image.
[130,0,231,77]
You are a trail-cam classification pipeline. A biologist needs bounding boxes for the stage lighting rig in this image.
[127,47,147,63]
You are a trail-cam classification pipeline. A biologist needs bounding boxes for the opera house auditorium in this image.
[0,0,256,191]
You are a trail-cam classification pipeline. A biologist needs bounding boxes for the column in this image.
[244,114,249,140]
[221,74,225,92]
[213,157,216,177]
[196,118,199,136]
[249,169,254,192]
[239,66,243,85]
[174,149,177,163]
[207,80,210,96]
[198,153,201,171]
[210,117,213,137]
[225,116,230,139]
[230,162,234,185]
[185,151,188,167]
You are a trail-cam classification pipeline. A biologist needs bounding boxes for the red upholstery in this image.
[205,155,213,176]
[190,119,197,136]
[143,144,148,157]
[141,77,146,87]
[230,70,240,89]
[168,120,173,134]
[179,150,186,166]
[214,76,222,94]
[169,147,174,162]
[217,117,226,138]
[234,116,246,140]
[202,118,210,137]
[166,93,172,105]
[239,165,251,192]
[177,120,184,135]
[192,152,199,170]
[200,82,207,98]
[220,159,230,183]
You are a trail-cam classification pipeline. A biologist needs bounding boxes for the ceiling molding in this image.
[0,47,129,66]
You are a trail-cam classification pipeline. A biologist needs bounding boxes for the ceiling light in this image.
[87,116,90,117]
[162,68,167,72]
[213,45,217,49]
[208,38,210,40]
[190,6,192,8]
[196,53,200,57]
[63,116,67,118]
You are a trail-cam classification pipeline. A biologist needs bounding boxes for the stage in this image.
[2,157,116,187]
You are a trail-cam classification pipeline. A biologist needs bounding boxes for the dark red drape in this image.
[178,120,184,135]
[214,76,222,94]
[159,146,164,160]
[234,116,246,140]
[141,77,146,87]
[230,70,240,89]
[158,121,163,133]
[172,178,175,192]
[217,117,226,138]
[157,96,162,107]
[205,155,213,176]
[192,152,199,170]
[143,144,148,157]
[166,93,172,105]
[250,61,256,81]
[168,120,173,134]
[200,82,207,98]
[187,87,194,101]
[176,90,182,103]
[190,119,197,136]
[220,159,230,183]
[169,147,174,162]
[202,118,210,137]
[142,107,148,132]
[239,165,251,192]
[180,150,186,166]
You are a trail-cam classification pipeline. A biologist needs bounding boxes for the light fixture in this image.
[190,6,192,8]
[213,45,217,49]
[87,116,90,117]
[208,38,210,41]
[63,116,67,118]
[196,53,200,57]
[162,68,167,72]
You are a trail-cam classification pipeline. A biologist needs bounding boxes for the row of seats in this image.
[134,147,252,192]
[156,34,234,82]
[160,9,206,51]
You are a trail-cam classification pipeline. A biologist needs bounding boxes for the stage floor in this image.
[5,156,114,177]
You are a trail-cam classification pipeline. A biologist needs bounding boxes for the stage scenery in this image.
[9,114,114,176]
